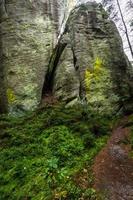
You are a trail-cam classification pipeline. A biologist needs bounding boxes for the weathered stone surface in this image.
[49,2,133,115]
[0,0,8,113]
[1,1,133,114]
[53,44,80,103]
[0,0,76,113]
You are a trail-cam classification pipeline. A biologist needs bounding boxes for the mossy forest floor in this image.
[0,104,133,200]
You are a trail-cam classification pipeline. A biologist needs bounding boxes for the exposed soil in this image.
[41,94,59,106]
[93,118,133,200]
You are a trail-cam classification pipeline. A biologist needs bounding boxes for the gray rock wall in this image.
[0,0,76,113]
[0,1,132,115]
[50,2,133,115]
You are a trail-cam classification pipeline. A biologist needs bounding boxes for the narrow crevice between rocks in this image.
[72,47,78,71]
[41,41,67,99]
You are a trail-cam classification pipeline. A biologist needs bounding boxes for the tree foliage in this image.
[102,0,133,59]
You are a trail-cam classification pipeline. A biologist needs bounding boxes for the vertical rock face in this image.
[0,0,76,113]
[0,0,8,113]
[1,1,133,114]
[50,2,133,114]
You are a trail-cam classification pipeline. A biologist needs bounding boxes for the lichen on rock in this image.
[0,0,76,113]
[50,2,133,115]
[85,57,119,115]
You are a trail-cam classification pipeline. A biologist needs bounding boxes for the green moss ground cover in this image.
[0,104,114,200]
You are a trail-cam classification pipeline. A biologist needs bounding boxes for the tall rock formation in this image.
[46,2,133,115]
[0,1,133,115]
[0,0,76,113]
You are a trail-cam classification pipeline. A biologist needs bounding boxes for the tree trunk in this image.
[116,0,133,59]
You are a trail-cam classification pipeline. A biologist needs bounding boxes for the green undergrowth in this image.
[0,104,115,200]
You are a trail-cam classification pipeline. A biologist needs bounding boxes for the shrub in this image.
[0,104,111,199]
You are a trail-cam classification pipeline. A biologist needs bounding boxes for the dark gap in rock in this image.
[41,42,67,99]
[65,96,77,104]
[72,47,78,70]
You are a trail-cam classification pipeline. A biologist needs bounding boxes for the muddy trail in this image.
[93,118,133,200]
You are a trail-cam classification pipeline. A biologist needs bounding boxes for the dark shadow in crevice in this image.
[72,47,78,71]
[41,42,67,98]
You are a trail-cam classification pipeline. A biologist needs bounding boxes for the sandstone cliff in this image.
[0,1,133,115]
[0,0,76,113]
[44,2,133,115]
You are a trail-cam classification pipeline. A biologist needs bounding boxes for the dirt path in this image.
[93,119,133,200]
